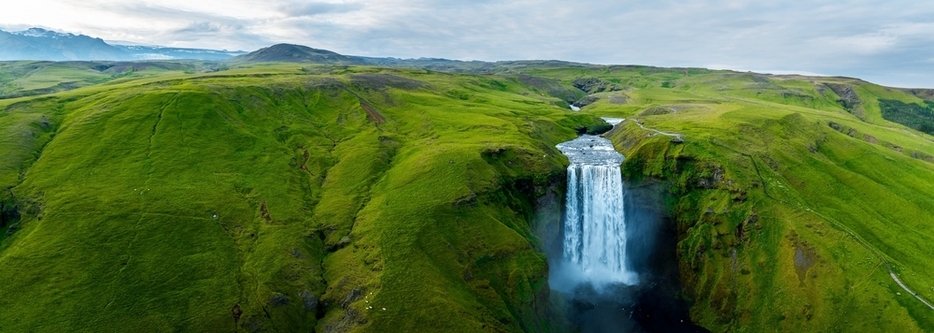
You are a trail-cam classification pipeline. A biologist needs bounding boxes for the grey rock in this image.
[301,291,319,312]
[270,292,289,307]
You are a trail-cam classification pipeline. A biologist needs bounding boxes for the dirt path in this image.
[631,120,683,142]
[890,272,934,310]
[605,117,684,142]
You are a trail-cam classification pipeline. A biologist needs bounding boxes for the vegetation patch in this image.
[879,99,934,134]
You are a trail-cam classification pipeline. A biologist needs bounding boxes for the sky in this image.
[2,0,934,87]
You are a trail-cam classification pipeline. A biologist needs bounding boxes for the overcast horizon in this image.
[3,0,934,88]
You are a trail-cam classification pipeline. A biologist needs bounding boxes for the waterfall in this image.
[556,134,636,286]
[548,133,699,332]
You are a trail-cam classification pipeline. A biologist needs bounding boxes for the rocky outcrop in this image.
[638,106,674,116]
[823,83,864,118]
[572,78,622,94]
[572,95,600,107]
[900,88,934,101]
[518,74,583,103]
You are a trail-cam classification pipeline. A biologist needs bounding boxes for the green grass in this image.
[11,64,111,90]
[2,60,934,332]
[0,61,226,99]
[0,64,602,332]
[595,69,934,332]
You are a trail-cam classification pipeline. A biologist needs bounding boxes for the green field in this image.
[1,60,933,332]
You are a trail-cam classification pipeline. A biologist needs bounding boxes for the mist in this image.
[540,176,708,332]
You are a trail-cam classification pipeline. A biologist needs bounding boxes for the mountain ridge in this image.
[0,27,245,61]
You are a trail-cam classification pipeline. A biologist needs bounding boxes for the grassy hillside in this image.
[0,61,227,99]
[2,58,934,332]
[0,64,604,332]
[567,68,934,332]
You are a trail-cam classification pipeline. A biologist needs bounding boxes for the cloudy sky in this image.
[3,0,934,87]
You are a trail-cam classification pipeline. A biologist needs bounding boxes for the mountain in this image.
[1,46,934,332]
[0,28,128,61]
[231,44,582,74]
[0,27,563,70]
[0,28,245,61]
[230,43,367,64]
[113,45,245,61]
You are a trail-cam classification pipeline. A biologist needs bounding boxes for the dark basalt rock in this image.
[823,83,862,115]
[573,78,622,94]
[572,95,600,108]
[270,293,289,307]
[301,291,319,312]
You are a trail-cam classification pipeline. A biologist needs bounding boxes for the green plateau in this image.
[1,54,933,332]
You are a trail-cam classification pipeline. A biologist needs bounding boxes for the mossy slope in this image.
[579,68,934,332]
[0,65,603,332]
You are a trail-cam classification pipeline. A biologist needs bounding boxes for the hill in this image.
[0,63,604,332]
[0,60,228,99]
[231,44,367,65]
[0,52,933,332]
[586,69,934,332]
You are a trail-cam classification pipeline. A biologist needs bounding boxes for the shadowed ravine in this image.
[550,134,708,333]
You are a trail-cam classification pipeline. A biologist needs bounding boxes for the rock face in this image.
[638,106,674,116]
[573,78,622,94]
[609,94,628,104]
[301,291,319,312]
[900,88,934,101]
[270,293,290,307]
[823,83,863,117]
[573,95,600,107]
[518,74,584,103]
[0,199,20,229]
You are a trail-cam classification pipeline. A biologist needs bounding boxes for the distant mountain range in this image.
[0,28,245,61]
[230,43,588,74]
[0,27,593,73]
